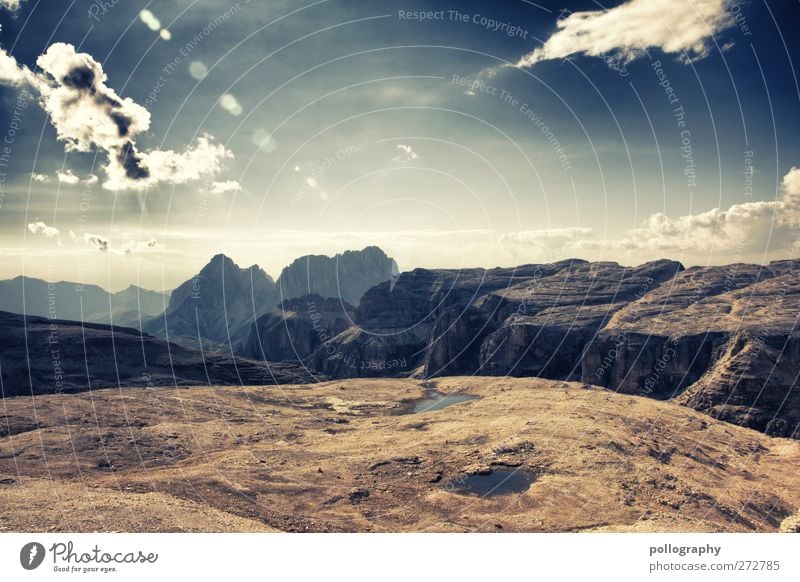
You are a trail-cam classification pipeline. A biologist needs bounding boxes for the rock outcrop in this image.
[242,294,354,363]
[0,310,317,396]
[581,262,800,437]
[309,265,536,378]
[272,246,394,307]
[311,260,684,379]
[474,259,682,378]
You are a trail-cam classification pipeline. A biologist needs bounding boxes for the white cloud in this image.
[516,0,735,69]
[209,180,242,195]
[52,170,99,185]
[27,221,60,238]
[394,144,419,163]
[490,167,800,263]
[497,227,594,264]
[35,43,150,153]
[499,227,593,249]
[30,173,51,183]
[0,1,23,12]
[56,169,80,185]
[0,43,234,191]
[0,49,36,86]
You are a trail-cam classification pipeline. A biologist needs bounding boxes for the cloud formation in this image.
[0,43,233,191]
[497,167,800,261]
[582,167,800,253]
[30,173,50,183]
[209,180,242,195]
[75,232,109,252]
[0,49,36,85]
[57,169,80,185]
[516,0,735,68]
[104,134,233,191]
[394,144,419,163]
[27,221,60,238]
[0,1,22,11]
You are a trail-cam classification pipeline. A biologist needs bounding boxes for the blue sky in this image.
[1,0,799,290]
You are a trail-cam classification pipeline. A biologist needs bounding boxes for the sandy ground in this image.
[1,377,798,532]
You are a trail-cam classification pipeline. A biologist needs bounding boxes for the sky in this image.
[0,0,799,291]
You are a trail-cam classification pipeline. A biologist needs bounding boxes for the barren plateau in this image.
[2,377,799,533]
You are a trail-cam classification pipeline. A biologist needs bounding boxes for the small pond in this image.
[452,469,533,497]
[412,390,477,413]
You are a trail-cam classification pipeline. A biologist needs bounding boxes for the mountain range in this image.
[1,251,798,440]
[0,246,394,351]
[0,277,170,329]
[142,246,393,352]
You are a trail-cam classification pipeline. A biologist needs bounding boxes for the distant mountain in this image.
[272,246,394,307]
[145,247,394,354]
[143,254,275,351]
[0,310,316,396]
[0,276,169,328]
[110,285,170,324]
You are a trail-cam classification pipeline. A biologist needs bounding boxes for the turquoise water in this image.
[412,390,476,413]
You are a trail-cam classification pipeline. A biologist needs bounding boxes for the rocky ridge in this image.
[252,258,799,437]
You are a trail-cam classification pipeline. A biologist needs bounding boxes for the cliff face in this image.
[309,264,562,378]
[581,263,800,437]
[474,259,683,379]
[242,295,354,363]
[144,254,275,352]
[312,259,684,379]
[673,334,800,437]
[302,258,799,438]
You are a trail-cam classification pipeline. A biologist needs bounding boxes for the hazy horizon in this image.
[1,241,797,294]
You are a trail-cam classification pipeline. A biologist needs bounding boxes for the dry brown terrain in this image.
[1,377,799,532]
